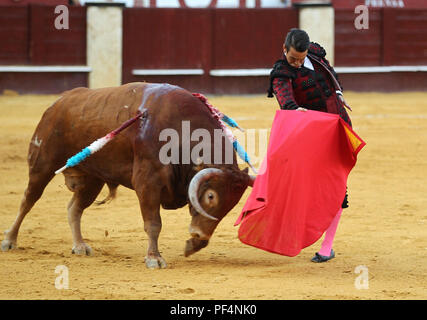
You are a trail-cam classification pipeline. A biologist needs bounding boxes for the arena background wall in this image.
[0,3,426,94]
[122,8,299,94]
[0,4,87,93]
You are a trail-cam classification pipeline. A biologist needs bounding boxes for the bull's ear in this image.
[232,167,253,189]
[193,157,205,172]
[240,167,256,187]
[194,165,204,172]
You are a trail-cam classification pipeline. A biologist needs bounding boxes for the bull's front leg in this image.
[142,212,167,269]
[134,172,167,269]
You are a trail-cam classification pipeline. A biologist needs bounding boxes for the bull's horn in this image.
[188,168,223,221]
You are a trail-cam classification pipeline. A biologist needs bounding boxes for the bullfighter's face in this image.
[184,167,251,257]
[283,45,308,69]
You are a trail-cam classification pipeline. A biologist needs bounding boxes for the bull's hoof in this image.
[144,256,167,269]
[71,243,93,256]
[184,238,209,257]
[1,239,16,252]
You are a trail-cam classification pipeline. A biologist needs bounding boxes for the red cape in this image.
[235,110,365,256]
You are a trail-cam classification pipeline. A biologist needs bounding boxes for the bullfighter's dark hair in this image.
[284,28,310,52]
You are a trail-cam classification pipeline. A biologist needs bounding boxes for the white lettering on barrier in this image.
[354,5,369,30]
[54,5,69,30]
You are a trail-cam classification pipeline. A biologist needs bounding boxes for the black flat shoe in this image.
[311,249,335,263]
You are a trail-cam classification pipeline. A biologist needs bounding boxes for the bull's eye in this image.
[203,189,218,208]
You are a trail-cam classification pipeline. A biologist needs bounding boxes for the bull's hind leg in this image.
[64,169,104,256]
[2,170,54,251]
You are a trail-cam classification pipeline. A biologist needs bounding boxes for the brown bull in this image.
[1,82,254,268]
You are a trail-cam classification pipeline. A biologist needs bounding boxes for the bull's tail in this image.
[95,183,118,205]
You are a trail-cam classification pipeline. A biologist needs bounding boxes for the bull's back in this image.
[59,83,145,132]
[58,82,190,133]
[35,83,149,187]
[32,82,219,189]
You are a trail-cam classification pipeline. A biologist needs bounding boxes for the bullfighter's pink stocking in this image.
[318,208,343,256]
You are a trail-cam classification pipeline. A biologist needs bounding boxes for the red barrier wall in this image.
[122,8,299,94]
[0,6,29,64]
[30,5,86,65]
[0,5,86,65]
[335,8,383,66]
[334,8,427,91]
[0,5,87,93]
[1,5,427,94]
[335,8,427,66]
[383,9,427,65]
[212,9,292,69]
[122,8,212,92]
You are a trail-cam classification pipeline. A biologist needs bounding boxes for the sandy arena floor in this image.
[0,91,426,300]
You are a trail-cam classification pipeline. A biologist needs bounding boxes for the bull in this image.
[1,82,255,268]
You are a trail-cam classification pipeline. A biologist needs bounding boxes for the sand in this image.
[0,91,426,300]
